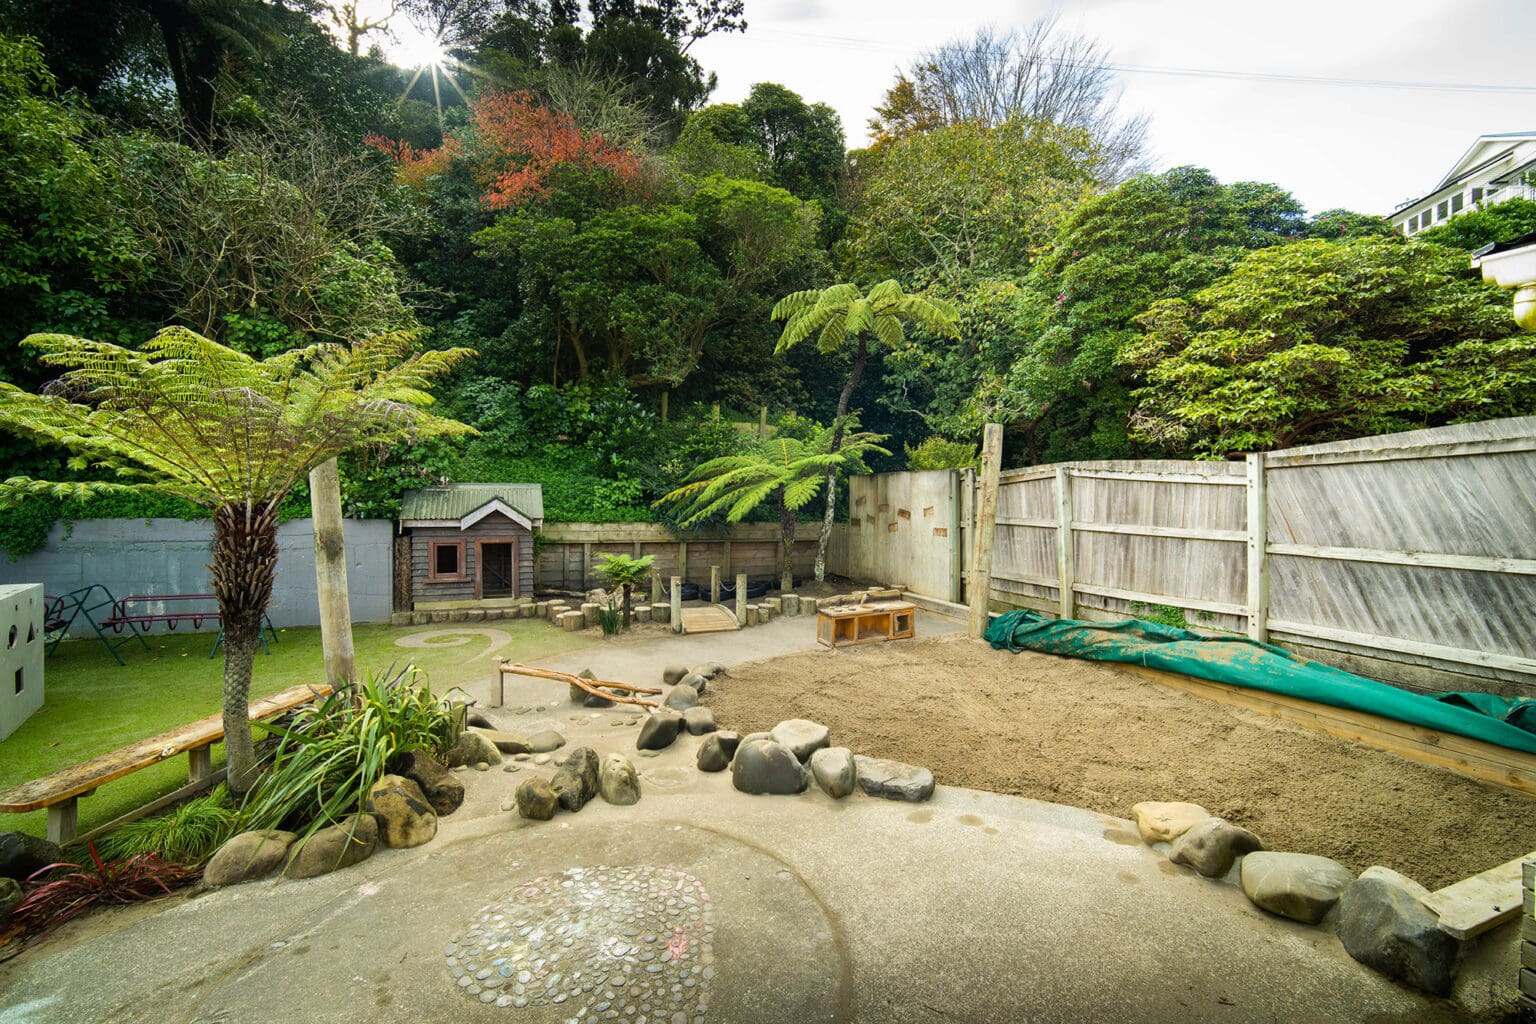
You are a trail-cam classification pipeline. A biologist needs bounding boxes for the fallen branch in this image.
[498,662,662,709]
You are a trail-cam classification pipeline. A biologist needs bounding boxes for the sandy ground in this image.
[704,633,1536,890]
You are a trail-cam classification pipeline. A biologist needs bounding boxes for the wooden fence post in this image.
[650,572,662,607]
[735,572,747,627]
[1246,453,1270,642]
[679,541,688,584]
[1055,466,1075,620]
[711,565,722,604]
[308,458,354,685]
[967,424,1004,638]
[671,575,683,634]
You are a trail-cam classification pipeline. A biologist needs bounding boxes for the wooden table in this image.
[816,601,917,648]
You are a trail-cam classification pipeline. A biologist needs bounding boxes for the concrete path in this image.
[0,616,1507,1023]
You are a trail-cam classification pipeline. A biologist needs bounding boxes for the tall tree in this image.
[0,329,474,792]
[772,281,959,581]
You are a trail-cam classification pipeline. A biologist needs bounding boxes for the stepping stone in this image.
[853,755,934,802]
[1240,851,1353,925]
[732,739,808,795]
[810,747,856,799]
[1336,866,1459,996]
[770,719,830,762]
[1131,801,1210,844]
[1168,818,1264,878]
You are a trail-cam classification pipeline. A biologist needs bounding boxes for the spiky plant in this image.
[0,328,474,793]
[656,428,890,591]
[772,280,959,581]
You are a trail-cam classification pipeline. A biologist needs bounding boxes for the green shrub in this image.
[905,436,979,471]
[95,785,242,866]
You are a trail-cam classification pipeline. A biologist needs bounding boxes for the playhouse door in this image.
[479,542,516,599]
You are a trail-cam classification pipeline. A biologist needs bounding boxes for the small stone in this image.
[515,778,559,820]
[1240,852,1353,925]
[637,711,684,751]
[1131,801,1212,844]
[770,720,830,762]
[474,761,490,772]
[809,747,857,799]
[853,755,934,802]
[503,764,520,773]
[534,754,552,765]
[501,798,514,812]
[527,730,567,754]
[204,830,297,887]
[600,754,641,806]
[731,739,808,795]
[696,731,740,772]
[663,685,698,712]
[1336,866,1459,996]
[514,753,531,762]
[682,707,717,735]
[679,672,707,697]
[1168,818,1265,878]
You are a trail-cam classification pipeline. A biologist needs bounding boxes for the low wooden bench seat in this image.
[0,683,332,845]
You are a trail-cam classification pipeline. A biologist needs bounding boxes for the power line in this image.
[749,27,1536,96]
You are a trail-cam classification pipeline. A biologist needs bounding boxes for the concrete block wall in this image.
[0,518,395,633]
[0,583,44,741]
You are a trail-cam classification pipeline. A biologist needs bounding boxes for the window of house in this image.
[1451,193,1464,212]
[428,539,467,581]
[1408,215,1418,232]
[1437,200,1449,219]
[1472,187,1484,203]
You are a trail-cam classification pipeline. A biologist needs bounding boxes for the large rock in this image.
[683,707,717,735]
[663,685,699,711]
[810,747,857,799]
[283,815,378,880]
[731,739,809,795]
[527,730,567,754]
[599,754,641,806]
[1336,866,1459,996]
[471,729,532,755]
[0,831,62,880]
[1168,818,1265,878]
[365,775,438,849]
[515,778,558,821]
[680,672,708,696]
[662,665,689,685]
[691,663,726,680]
[1130,801,1211,844]
[203,830,297,887]
[771,719,830,762]
[854,755,934,802]
[392,749,464,816]
[1240,852,1353,925]
[550,747,601,812]
[637,711,684,751]
[697,732,740,772]
[445,730,502,768]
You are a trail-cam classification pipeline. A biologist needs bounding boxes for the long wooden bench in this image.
[0,683,332,845]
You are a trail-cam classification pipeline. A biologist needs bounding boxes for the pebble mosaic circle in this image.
[445,865,716,1021]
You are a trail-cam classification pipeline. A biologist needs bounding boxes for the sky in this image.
[683,0,1536,216]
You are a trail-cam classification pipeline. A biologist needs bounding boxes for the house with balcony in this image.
[1391,131,1536,237]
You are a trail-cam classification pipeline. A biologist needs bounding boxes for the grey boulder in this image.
[809,747,857,799]
[527,730,567,754]
[680,672,708,696]
[515,778,558,821]
[663,685,699,711]
[471,729,532,755]
[599,754,641,806]
[662,665,690,685]
[770,719,830,762]
[550,747,600,812]
[203,830,297,887]
[392,749,464,816]
[691,663,726,680]
[1168,818,1265,878]
[696,731,740,772]
[283,814,378,879]
[1336,866,1459,996]
[731,739,808,795]
[853,755,934,802]
[365,775,438,848]
[1240,851,1353,925]
[683,706,717,735]
[637,711,684,751]
[445,730,502,768]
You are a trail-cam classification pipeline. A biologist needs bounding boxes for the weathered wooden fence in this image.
[535,522,822,591]
[834,417,1536,699]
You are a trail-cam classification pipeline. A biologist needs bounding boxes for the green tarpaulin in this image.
[984,610,1536,755]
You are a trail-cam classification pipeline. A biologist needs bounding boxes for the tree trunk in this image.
[814,337,869,582]
[309,459,354,686]
[779,490,796,592]
[211,500,282,795]
[621,583,632,630]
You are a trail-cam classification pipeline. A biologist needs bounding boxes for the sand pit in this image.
[704,633,1536,889]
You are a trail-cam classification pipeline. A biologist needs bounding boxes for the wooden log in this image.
[308,458,356,685]
[499,663,660,709]
[671,575,683,634]
[782,594,800,615]
[711,565,722,604]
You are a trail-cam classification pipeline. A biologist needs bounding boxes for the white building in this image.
[1391,131,1536,236]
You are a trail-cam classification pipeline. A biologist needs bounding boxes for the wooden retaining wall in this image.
[535,522,822,591]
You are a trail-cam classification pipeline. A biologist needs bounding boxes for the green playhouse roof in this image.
[399,483,545,523]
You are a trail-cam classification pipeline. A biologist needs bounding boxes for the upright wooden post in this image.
[670,575,683,634]
[710,565,722,604]
[759,405,768,438]
[735,572,748,627]
[1246,453,1270,642]
[308,458,354,685]
[679,541,688,585]
[581,542,592,589]
[650,571,662,607]
[1055,466,1075,620]
[722,540,733,580]
[967,424,1004,638]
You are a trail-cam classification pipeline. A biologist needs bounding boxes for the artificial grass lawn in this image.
[0,620,598,843]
